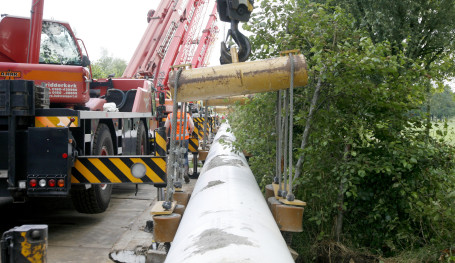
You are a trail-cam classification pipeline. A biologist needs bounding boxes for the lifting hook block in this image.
[220,21,251,64]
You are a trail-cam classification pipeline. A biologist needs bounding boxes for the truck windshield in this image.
[39,21,82,65]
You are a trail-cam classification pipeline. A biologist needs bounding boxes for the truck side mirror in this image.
[82,55,91,67]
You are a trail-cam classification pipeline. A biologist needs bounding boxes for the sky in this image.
[1,0,223,65]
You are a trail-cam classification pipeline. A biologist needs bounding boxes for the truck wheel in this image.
[136,121,147,155]
[71,123,113,214]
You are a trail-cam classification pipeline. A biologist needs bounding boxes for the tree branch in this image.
[293,67,325,181]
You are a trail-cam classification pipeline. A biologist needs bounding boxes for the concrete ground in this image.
[0,180,196,263]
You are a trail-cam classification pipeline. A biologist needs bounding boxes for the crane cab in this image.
[0,15,91,106]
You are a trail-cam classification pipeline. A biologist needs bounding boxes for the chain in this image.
[164,68,183,209]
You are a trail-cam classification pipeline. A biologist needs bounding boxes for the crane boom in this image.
[123,0,218,97]
[122,0,174,79]
[190,4,218,68]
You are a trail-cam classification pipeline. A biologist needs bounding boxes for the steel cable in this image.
[276,91,283,194]
[287,53,295,201]
[177,102,188,185]
[282,89,289,198]
[203,103,208,149]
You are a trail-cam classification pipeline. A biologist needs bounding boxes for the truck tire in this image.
[136,121,147,155]
[71,123,113,214]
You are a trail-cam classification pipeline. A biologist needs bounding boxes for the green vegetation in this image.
[430,86,455,121]
[90,48,127,79]
[228,0,455,261]
[431,119,455,145]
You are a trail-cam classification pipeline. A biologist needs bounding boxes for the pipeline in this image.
[165,123,294,263]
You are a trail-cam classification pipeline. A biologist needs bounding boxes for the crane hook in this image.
[220,20,251,64]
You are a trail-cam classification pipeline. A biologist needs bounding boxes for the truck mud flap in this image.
[71,156,167,187]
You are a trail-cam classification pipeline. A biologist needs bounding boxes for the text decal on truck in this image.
[42,82,79,98]
[0,70,21,80]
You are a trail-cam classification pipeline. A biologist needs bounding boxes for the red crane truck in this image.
[0,0,167,214]
[0,0,250,214]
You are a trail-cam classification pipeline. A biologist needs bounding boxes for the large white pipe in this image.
[165,124,294,263]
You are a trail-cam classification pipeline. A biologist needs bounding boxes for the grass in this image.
[380,244,455,263]
[430,118,455,145]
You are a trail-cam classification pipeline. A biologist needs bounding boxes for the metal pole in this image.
[157,188,164,201]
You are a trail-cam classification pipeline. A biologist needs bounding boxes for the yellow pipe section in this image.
[213,106,231,114]
[169,54,308,102]
[205,96,250,106]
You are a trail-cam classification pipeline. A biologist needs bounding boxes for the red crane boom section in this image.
[122,0,218,96]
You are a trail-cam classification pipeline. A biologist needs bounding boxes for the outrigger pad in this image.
[279,199,307,207]
[151,201,177,215]
[275,204,305,232]
[153,213,181,243]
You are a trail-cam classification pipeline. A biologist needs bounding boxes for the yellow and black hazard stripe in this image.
[193,117,204,132]
[193,117,203,123]
[154,129,167,156]
[193,117,207,140]
[196,124,203,140]
[188,137,199,153]
[71,156,166,185]
[192,122,201,140]
[205,121,210,136]
[209,117,214,131]
[35,116,78,127]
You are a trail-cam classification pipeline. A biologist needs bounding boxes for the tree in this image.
[90,48,127,79]
[230,0,455,260]
[341,0,455,66]
[430,85,455,121]
[339,0,455,134]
